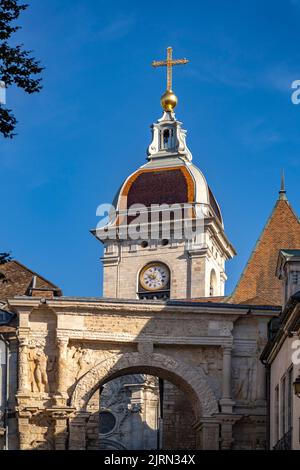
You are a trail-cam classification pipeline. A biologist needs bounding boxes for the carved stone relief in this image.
[66,345,115,384]
[232,357,256,402]
[25,340,49,394]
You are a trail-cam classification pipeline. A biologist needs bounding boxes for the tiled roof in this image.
[0,260,62,301]
[230,199,300,306]
[125,167,194,208]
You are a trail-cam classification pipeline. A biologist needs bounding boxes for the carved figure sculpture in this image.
[34,350,48,393]
[27,347,49,393]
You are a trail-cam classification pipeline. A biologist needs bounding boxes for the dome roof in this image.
[114,161,223,227]
[110,109,224,228]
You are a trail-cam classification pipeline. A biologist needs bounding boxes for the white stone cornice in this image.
[8,297,279,319]
[100,255,120,266]
[205,219,236,259]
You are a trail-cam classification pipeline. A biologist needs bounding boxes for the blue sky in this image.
[1,0,300,296]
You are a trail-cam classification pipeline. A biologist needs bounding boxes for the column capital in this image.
[219,398,235,413]
[56,336,69,346]
[193,418,220,450]
[193,416,219,430]
[18,337,28,348]
[217,413,243,425]
[222,345,233,354]
[46,406,76,420]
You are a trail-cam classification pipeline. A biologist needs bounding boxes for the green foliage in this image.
[0,105,16,137]
[0,252,12,264]
[0,0,43,138]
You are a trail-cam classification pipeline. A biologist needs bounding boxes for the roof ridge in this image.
[231,198,300,302]
[7,260,61,291]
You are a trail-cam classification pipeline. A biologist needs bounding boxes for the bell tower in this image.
[92,48,236,300]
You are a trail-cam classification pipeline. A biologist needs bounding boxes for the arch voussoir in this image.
[70,352,218,418]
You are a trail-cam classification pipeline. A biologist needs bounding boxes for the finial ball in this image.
[161,90,178,112]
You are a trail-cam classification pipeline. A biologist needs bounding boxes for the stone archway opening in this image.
[69,352,219,450]
[84,372,197,450]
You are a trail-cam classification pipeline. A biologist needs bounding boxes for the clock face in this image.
[140,263,170,291]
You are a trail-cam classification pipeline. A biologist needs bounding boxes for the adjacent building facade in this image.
[261,250,300,450]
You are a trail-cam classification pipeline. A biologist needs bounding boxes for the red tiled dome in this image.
[125,166,195,207]
[113,163,223,226]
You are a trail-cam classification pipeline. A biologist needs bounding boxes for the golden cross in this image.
[152,47,189,91]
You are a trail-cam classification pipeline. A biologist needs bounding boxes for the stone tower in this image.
[93,51,235,300]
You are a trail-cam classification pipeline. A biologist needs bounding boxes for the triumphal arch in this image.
[9,294,275,450]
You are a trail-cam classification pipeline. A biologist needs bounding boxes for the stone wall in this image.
[102,237,227,300]
[162,381,196,449]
